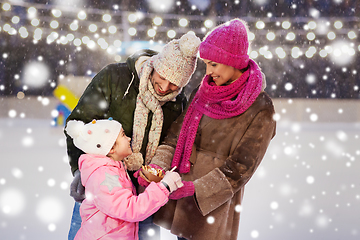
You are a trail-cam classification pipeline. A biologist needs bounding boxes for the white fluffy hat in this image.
[65,118,122,156]
[152,32,201,88]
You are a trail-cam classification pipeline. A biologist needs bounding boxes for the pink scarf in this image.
[171,59,263,173]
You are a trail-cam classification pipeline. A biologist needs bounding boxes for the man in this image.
[65,33,201,240]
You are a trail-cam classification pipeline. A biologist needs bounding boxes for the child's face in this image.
[109,128,132,161]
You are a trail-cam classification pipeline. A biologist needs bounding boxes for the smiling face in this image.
[203,59,243,86]
[108,128,132,161]
[150,71,179,96]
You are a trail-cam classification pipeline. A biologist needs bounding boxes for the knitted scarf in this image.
[171,59,263,173]
[126,57,180,170]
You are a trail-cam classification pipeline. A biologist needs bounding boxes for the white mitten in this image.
[161,172,184,193]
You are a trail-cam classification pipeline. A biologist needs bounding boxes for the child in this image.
[65,118,183,240]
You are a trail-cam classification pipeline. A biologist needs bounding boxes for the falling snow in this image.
[1,105,359,239]
[238,117,360,240]
[1,0,360,239]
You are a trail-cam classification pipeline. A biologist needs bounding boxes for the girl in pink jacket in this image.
[65,118,183,240]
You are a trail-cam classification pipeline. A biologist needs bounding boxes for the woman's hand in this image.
[169,181,195,200]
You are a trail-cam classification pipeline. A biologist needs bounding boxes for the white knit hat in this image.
[152,32,201,88]
[65,118,122,156]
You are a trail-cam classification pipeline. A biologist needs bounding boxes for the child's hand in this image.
[133,168,150,188]
[134,164,164,187]
[161,172,184,193]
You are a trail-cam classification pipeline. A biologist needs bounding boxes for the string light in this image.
[0,1,357,63]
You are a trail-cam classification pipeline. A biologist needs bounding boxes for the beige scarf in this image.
[124,57,179,170]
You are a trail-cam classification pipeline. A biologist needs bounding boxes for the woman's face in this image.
[203,59,242,86]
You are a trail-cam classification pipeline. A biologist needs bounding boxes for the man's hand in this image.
[70,169,85,203]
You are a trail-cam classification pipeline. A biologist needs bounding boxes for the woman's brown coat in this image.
[150,91,276,240]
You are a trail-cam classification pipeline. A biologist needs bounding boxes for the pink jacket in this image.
[75,154,169,240]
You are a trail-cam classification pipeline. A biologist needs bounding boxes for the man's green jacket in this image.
[65,50,187,175]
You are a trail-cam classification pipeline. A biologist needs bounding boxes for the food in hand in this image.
[139,165,164,183]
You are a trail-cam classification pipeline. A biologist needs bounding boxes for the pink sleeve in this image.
[86,166,169,222]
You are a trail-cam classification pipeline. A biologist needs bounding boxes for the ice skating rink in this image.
[0,98,359,240]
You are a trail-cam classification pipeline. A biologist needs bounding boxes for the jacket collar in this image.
[126,49,158,89]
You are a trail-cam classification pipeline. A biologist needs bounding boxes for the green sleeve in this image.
[65,66,114,175]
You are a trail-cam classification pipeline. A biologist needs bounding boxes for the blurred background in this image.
[0,0,359,240]
[0,0,358,99]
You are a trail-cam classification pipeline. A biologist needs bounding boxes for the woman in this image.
[145,18,276,240]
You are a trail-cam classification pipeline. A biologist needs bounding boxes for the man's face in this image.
[151,71,179,96]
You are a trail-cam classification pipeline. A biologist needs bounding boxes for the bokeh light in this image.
[51,9,62,18]
[128,27,137,36]
[255,21,265,29]
[102,13,111,22]
[179,18,188,27]
[147,0,174,12]
[77,10,87,20]
[0,188,26,216]
[329,40,355,66]
[36,197,64,223]
[167,30,176,38]
[153,17,163,26]
[22,61,50,88]
[204,19,213,28]
[251,230,259,238]
[0,3,359,240]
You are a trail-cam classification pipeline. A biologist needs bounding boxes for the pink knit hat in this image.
[199,18,250,70]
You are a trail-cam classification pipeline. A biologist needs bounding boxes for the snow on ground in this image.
[0,117,359,239]
[0,118,73,240]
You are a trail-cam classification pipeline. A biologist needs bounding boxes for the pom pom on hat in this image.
[65,120,85,139]
[199,18,250,70]
[179,33,201,58]
[153,32,201,88]
[65,119,122,156]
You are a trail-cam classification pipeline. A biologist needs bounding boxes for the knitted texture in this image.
[123,152,144,171]
[153,33,200,88]
[130,33,200,167]
[169,181,195,200]
[161,171,184,193]
[199,18,250,70]
[171,59,263,173]
[65,119,121,156]
[130,58,170,167]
